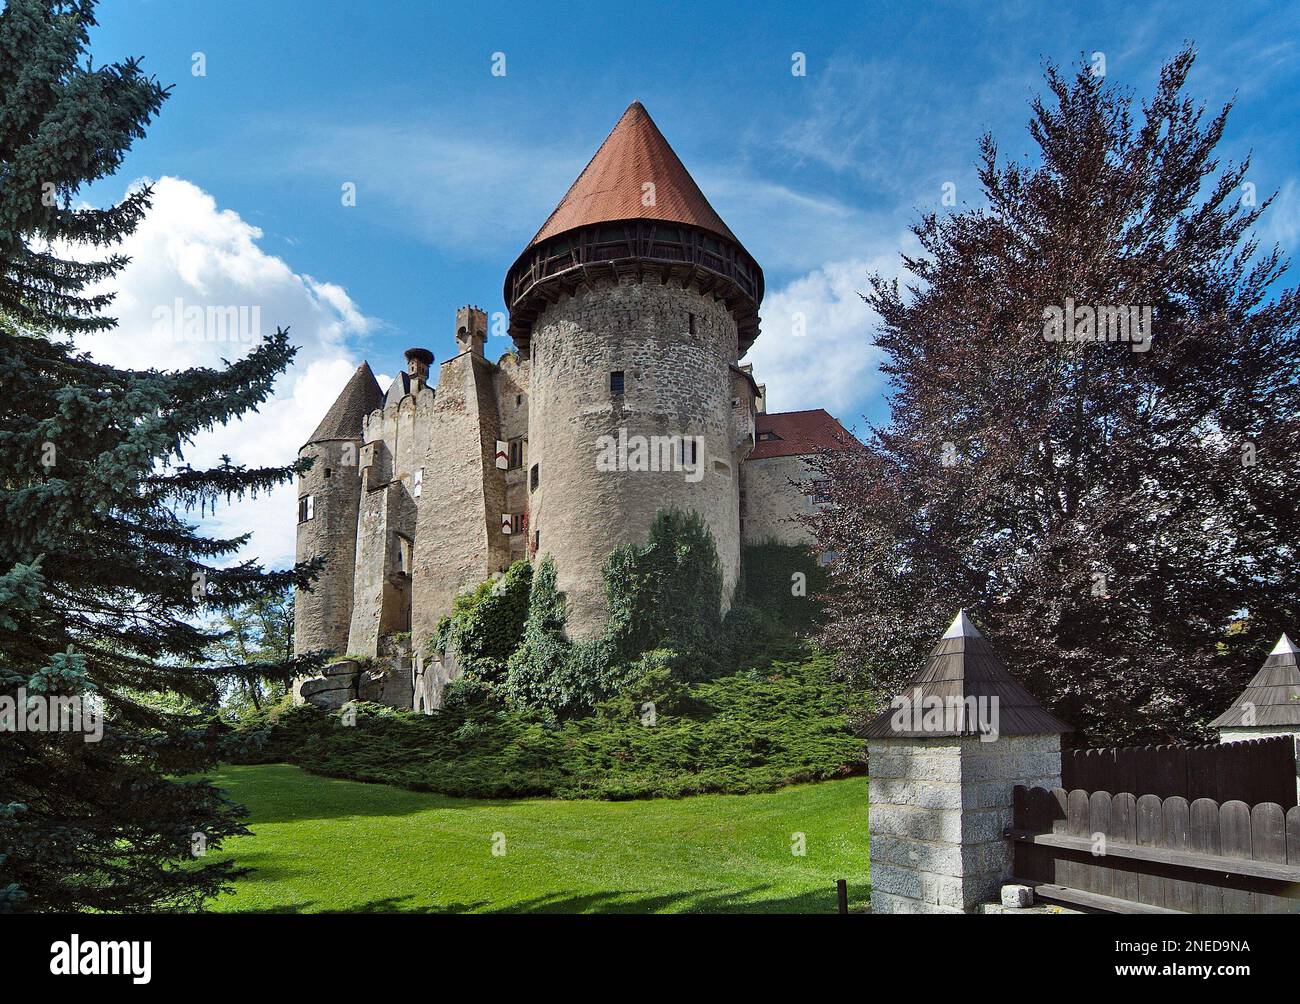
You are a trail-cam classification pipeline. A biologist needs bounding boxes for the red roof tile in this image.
[750,409,855,460]
[525,101,740,250]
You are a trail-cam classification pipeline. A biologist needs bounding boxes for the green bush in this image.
[431,560,532,686]
[736,540,828,631]
[224,647,867,800]
[604,508,723,667]
[504,559,641,719]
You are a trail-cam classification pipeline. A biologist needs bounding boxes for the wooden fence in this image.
[1009,785,1300,913]
[1062,736,1297,808]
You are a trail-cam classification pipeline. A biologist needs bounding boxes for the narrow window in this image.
[610,370,625,396]
[508,438,525,470]
[395,534,413,574]
[413,467,424,497]
[533,530,540,552]
[298,494,314,523]
[516,394,523,406]
[324,468,332,479]
[688,312,696,335]
[530,463,539,491]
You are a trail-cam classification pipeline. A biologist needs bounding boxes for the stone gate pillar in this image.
[866,611,1070,914]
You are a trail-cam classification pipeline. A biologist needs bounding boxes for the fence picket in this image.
[1219,801,1255,913]
[1136,794,1165,908]
[1250,803,1290,913]
[1161,796,1194,912]
[1088,790,1114,899]
[1110,792,1138,904]
[1063,736,1296,806]
[1188,797,1223,914]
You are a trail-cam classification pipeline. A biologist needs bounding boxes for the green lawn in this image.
[204,764,870,913]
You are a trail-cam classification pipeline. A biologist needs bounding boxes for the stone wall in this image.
[868,734,1062,914]
[292,438,362,659]
[346,479,415,656]
[409,351,501,661]
[741,454,817,547]
[527,277,743,640]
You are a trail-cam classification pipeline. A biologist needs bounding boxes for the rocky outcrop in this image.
[293,658,359,709]
[357,660,414,707]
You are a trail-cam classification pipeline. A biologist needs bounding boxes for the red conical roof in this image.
[525,101,740,249]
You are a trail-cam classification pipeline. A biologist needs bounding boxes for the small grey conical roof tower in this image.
[304,361,384,446]
[865,610,1069,914]
[864,609,1071,738]
[1210,633,1300,731]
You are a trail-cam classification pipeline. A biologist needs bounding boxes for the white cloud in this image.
[744,253,901,423]
[69,176,375,570]
[274,121,578,259]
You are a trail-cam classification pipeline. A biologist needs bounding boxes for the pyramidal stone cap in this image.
[1210,632,1300,729]
[304,361,384,446]
[864,609,1071,739]
[942,608,982,640]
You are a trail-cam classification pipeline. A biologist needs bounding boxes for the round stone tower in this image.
[292,361,384,658]
[504,101,764,639]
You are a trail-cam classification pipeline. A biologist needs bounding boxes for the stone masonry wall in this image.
[527,277,742,640]
[409,351,499,660]
[741,454,817,547]
[293,439,362,658]
[868,734,1062,913]
[346,478,415,656]
[494,352,531,565]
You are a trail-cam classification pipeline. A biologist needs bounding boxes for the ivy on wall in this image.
[440,510,830,721]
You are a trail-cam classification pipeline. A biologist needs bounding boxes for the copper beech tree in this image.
[805,48,1300,744]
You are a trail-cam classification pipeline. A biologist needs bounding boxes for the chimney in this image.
[456,305,488,358]
[404,347,434,383]
[739,364,766,414]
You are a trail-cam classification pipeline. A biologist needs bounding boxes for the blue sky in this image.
[76,0,1300,566]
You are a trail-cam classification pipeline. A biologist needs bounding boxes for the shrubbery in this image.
[225,515,857,799]
[431,560,531,686]
[498,510,733,718]
[224,649,866,799]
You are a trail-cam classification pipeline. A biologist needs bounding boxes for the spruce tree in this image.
[809,48,1300,744]
[0,0,319,911]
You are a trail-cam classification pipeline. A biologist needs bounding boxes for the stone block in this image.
[1000,883,1035,909]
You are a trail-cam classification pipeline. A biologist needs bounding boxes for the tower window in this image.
[324,468,332,479]
[688,313,696,335]
[413,467,424,497]
[530,463,539,491]
[508,438,525,470]
[533,530,540,552]
[395,534,413,574]
[516,394,523,406]
[610,370,625,396]
[298,494,314,523]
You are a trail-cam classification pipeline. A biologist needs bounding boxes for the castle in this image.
[292,102,849,711]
